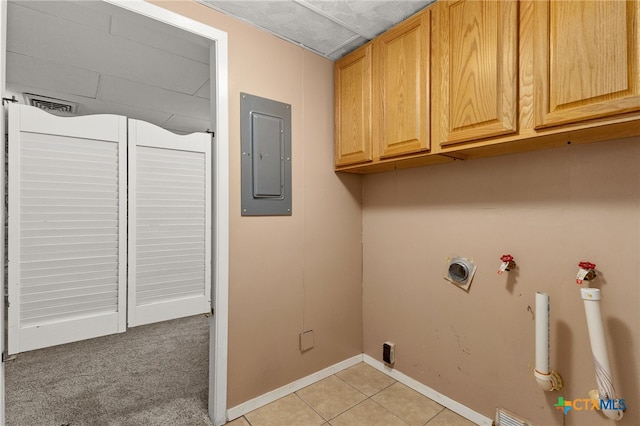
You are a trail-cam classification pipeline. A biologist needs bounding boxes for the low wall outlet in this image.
[383,341,395,366]
[299,330,314,352]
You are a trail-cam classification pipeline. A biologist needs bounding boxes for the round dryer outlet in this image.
[444,257,477,291]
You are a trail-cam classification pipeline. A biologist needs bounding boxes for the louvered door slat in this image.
[136,253,202,265]
[128,118,211,327]
[21,255,118,270]
[136,248,204,260]
[21,262,118,278]
[21,277,119,294]
[22,174,117,185]
[23,220,119,230]
[8,104,127,354]
[22,284,118,302]
[137,271,205,286]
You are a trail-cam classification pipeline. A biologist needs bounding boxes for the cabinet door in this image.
[433,0,518,146]
[335,44,373,167]
[377,11,430,158]
[534,0,640,128]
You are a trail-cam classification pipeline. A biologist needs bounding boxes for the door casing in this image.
[0,1,230,425]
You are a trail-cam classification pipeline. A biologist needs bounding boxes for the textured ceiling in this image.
[6,0,435,132]
[199,0,435,60]
[6,0,212,134]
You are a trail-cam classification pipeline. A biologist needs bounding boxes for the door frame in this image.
[0,1,230,425]
[0,1,6,423]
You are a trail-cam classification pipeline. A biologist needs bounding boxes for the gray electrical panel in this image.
[240,92,292,216]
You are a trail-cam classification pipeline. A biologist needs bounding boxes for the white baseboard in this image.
[363,354,493,426]
[226,354,363,421]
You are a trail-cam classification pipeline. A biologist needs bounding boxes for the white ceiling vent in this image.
[23,93,78,115]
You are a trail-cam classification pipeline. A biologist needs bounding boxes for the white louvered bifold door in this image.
[128,119,211,327]
[8,104,127,354]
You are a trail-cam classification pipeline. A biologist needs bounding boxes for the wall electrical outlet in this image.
[383,341,395,366]
[299,330,314,352]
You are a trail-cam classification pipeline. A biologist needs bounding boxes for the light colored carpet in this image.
[5,315,213,426]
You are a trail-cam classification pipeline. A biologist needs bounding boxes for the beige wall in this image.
[363,137,640,425]
[153,3,639,424]
[152,1,363,408]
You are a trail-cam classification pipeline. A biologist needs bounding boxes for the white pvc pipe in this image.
[535,292,550,374]
[581,288,623,420]
[534,292,562,391]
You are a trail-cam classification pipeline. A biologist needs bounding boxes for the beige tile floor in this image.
[226,363,478,426]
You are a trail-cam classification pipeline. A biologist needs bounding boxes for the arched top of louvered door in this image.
[7,104,127,354]
[127,119,212,327]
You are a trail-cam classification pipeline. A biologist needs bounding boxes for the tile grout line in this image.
[363,356,491,425]
[292,389,331,424]
[333,370,372,396]
[366,397,412,426]
[369,377,398,397]
[297,373,369,422]
[295,368,399,424]
[343,369,451,426]
[327,395,411,426]
[334,365,398,399]
[368,382,440,426]
[328,370,412,425]
[422,406,447,425]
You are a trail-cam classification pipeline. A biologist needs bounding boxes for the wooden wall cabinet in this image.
[334,0,640,173]
[432,0,518,147]
[334,9,434,171]
[375,10,431,158]
[334,43,373,167]
[533,0,640,129]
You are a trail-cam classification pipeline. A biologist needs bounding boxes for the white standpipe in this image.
[534,292,562,391]
[581,288,623,420]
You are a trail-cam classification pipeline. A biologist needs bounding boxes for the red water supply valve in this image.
[576,261,597,284]
[498,254,516,274]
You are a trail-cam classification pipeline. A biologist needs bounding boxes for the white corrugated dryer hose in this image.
[581,288,623,420]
